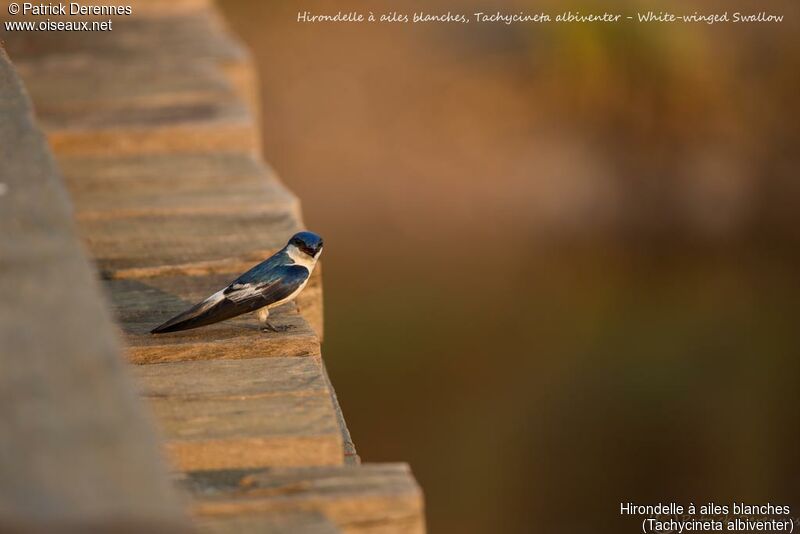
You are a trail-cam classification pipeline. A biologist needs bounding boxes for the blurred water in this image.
[219,1,800,531]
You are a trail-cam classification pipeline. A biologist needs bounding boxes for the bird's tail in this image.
[150,292,246,334]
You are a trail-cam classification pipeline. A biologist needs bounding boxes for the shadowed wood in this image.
[136,358,344,470]
[0,48,185,528]
[322,362,359,465]
[106,274,320,364]
[184,464,425,533]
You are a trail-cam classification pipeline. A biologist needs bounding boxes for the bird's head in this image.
[288,231,324,259]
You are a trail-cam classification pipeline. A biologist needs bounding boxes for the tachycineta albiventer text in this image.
[150,231,323,334]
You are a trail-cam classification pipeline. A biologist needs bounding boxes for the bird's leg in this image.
[256,307,274,332]
[256,306,291,333]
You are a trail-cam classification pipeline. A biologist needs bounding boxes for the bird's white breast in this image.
[267,277,310,310]
[265,244,320,309]
[286,244,320,270]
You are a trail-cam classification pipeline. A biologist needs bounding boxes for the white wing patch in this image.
[198,289,226,310]
[225,282,265,303]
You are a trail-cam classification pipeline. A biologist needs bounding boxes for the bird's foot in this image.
[260,323,293,333]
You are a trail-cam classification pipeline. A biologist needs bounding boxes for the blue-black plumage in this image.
[150,231,323,334]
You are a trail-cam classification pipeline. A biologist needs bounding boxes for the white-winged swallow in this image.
[151,231,323,334]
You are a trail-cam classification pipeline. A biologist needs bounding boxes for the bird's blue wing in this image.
[231,250,292,286]
[150,256,309,334]
[224,263,309,306]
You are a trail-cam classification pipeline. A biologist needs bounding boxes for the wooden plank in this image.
[106,274,320,364]
[2,9,258,109]
[59,153,297,219]
[185,464,425,533]
[14,58,261,157]
[196,511,339,534]
[0,47,186,528]
[40,97,259,157]
[15,58,236,114]
[136,358,345,470]
[79,211,301,275]
[1,10,247,67]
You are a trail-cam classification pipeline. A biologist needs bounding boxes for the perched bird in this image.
[150,231,323,334]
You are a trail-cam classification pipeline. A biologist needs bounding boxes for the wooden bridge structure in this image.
[0,1,424,531]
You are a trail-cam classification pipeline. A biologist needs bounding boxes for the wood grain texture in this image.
[59,153,297,219]
[0,48,185,528]
[1,10,247,66]
[135,358,344,470]
[80,211,300,274]
[196,511,339,534]
[15,59,235,114]
[2,8,257,109]
[41,98,259,157]
[185,464,425,534]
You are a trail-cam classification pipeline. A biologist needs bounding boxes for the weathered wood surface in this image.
[42,98,258,157]
[196,511,339,534]
[136,358,344,470]
[2,9,247,67]
[185,464,425,534]
[15,59,234,114]
[59,153,297,218]
[79,207,297,270]
[0,48,186,529]
[2,8,257,110]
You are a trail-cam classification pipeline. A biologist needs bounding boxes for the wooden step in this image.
[135,358,345,470]
[184,464,425,533]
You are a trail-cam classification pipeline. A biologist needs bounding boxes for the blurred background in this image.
[219,1,800,532]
